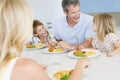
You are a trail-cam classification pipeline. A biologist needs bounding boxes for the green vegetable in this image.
[75,53,86,57]
[28,45,35,48]
[60,74,70,80]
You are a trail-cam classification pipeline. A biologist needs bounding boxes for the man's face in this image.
[66,4,81,23]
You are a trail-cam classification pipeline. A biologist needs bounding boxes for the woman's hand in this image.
[69,58,91,80]
[76,58,91,69]
[40,64,48,71]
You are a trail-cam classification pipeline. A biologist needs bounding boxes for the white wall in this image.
[27,0,64,26]
[27,0,120,30]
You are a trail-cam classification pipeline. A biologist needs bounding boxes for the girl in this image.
[92,13,120,57]
[69,13,120,80]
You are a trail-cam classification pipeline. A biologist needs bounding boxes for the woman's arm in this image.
[69,58,91,80]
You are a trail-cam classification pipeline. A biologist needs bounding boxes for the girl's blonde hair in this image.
[93,13,116,41]
[0,0,33,66]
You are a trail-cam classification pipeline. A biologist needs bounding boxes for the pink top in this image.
[92,33,119,53]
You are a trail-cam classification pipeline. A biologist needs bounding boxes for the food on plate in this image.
[73,49,95,57]
[35,43,43,48]
[85,50,95,56]
[48,46,64,52]
[73,49,86,57]
[53,69,73,80]
[26,43,43,48]
[48,46,55,52]
[26,43,35,48]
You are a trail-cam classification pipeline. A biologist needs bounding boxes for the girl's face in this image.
[93,23,97,32]
[35,25,48,37]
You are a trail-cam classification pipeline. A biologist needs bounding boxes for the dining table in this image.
[22,47,120,80]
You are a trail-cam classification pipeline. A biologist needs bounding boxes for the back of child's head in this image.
[33,20,43,34]
[93,13,116,41]
[0,0,33,65]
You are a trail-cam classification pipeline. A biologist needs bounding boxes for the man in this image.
[53,0,94,50]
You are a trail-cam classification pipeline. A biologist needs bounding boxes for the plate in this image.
[47,64,89,80]
[25,43,46,50]
[47,65,72,80]
[67,49,101,59]
[43,48,68,54]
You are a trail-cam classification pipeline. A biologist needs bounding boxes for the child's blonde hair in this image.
[93,13,116,41]
[0,0,33,66]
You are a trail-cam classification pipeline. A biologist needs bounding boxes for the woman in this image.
[0,0,50,80]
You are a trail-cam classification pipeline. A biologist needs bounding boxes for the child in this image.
[92,13,120,57]
[29,20,56,46]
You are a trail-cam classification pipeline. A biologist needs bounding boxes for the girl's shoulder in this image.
[106,33,118,37]
[49,33,54,37]
[106,33,119,41]
[48,33,56,41]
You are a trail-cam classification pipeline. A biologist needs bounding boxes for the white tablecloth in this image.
[22,48,120,80]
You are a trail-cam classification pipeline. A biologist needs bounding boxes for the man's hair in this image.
[62,0,80,12]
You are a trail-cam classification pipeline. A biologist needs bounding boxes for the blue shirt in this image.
[53,13,95,44]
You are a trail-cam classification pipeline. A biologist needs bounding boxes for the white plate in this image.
[43,48,68,54]
[47,64,89,80]
[25,44,46,50]
[67,49,101,59]
[47,65,72,80]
